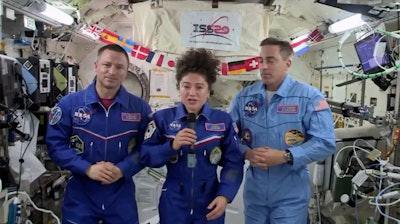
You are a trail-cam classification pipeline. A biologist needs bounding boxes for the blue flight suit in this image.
[229,75,336,224]
[46,80,151,224]
[141,103,244,224]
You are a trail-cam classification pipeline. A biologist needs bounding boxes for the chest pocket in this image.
[269,103,302,127]
[197,147,221,180]
[197,133,224,179]
[269,103,305,147]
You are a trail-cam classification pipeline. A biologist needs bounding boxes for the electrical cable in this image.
[334,145,374,178]
[314,185,322,224]
[337,29,400,79]
[336,139,400,223]
[15,111,34,199]
[5,191,61,224]
[354,188,360,224]
[375,183,400,223]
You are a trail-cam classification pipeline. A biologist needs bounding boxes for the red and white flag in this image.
[161,56,176,69]
[308,29,324,42]
[131,45,150,60]
[290,34,310,56]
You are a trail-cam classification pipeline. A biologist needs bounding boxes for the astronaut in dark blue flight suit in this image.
[46,44,151,224]
[141,48,244,224]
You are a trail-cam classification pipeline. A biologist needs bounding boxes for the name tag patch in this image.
[121,112,141,122]
[205,123,226,131]
[276,105,298,114]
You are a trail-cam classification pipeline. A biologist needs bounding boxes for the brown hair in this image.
[97,44,129,65]
[175,48,219,93]
[260,37,294,60]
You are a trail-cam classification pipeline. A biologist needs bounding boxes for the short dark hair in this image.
[97,44,129,65]
[175,48,219,93]
[260,37,294,60]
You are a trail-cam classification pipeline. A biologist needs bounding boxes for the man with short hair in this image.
[229,37,335,224]
[46,44,151,223]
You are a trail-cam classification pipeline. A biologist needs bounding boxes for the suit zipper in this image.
[99,102,115,161]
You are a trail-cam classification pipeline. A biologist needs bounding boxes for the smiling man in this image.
[46,44,152,224]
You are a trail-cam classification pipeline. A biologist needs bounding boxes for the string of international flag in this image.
[80,24,260,76]
[290,28,324,56]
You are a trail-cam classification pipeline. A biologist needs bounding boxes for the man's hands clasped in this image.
[86,161,123,184]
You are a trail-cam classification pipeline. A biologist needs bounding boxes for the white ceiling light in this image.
[40,3,74,25]
[328,14,365,34]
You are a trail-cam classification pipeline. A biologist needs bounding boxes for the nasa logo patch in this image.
[168,120,181,131]
[244,97,263,117]
[73,106,93,125]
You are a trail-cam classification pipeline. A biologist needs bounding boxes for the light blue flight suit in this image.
[229,75,336,224]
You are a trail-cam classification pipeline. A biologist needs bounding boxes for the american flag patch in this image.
[121,113,141,122]
[205,123,226,131]
[314,99,329,111]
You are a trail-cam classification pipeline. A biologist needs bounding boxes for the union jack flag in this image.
[80,24,104,40]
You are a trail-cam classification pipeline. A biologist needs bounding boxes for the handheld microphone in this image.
[187,113,196,153]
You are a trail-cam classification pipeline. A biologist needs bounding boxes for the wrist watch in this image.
[284,150,293,164]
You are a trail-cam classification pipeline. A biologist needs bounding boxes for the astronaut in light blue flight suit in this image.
[141,48,244,224]
[229,37,336,224]
[46,44,151,224]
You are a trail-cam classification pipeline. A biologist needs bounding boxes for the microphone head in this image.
[187,113,197,123]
